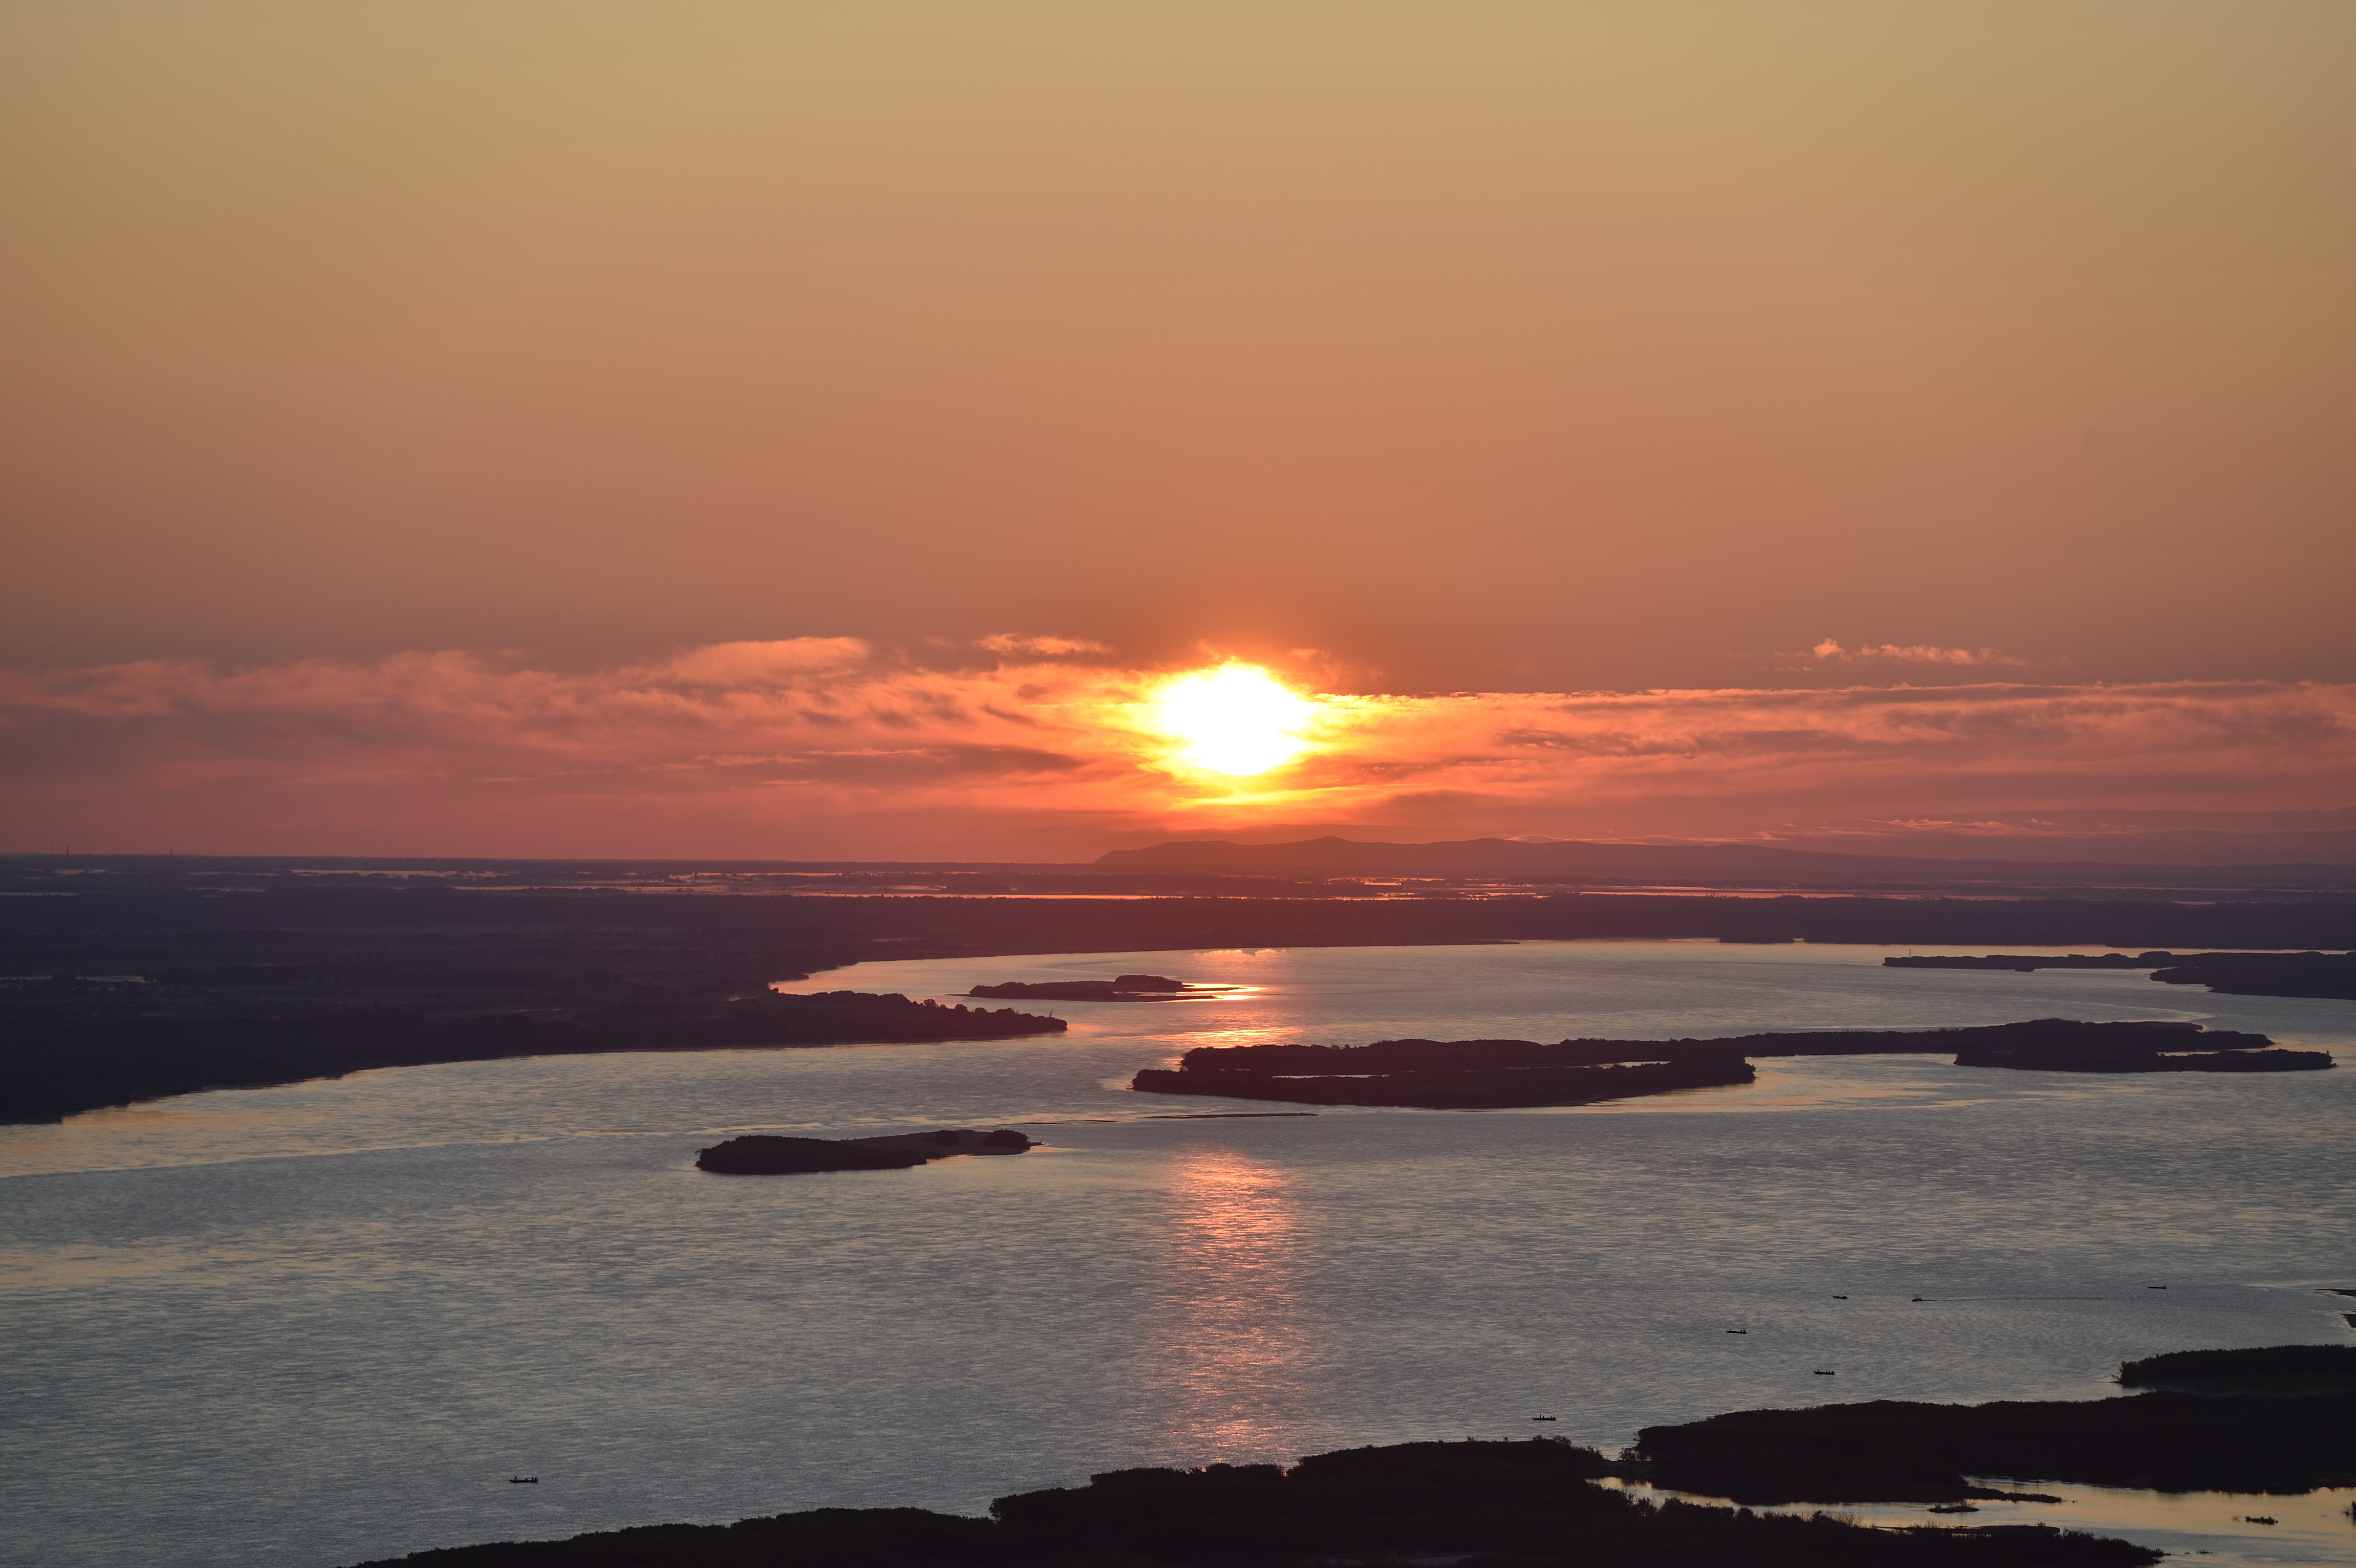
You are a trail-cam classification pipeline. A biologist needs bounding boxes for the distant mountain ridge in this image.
[1094,836,2356,890]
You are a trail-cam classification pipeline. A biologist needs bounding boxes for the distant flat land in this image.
[1097,834,2356,896]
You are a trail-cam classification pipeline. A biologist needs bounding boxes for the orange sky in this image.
[3,6,2351,856]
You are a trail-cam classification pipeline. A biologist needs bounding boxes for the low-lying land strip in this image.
[1885,950,2356,1002]
[2117,1344,2356,1394]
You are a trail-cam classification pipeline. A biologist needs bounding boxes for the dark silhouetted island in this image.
[696,1127,1034,1174]
[344,1434,2158,1567]
[967,974,1239,1002]
[1131,1020,2325,1108]
[1885,950,2356,1002]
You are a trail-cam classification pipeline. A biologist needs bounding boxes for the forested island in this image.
[1885,950,2356,1001]
[1131,1020,2326,1108]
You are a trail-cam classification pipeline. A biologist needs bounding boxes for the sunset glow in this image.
[8,640,2346,861]
[1149,665,1316,777]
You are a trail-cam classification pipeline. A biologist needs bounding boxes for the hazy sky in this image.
[4,5,2351,856]
[9,2,2352,686]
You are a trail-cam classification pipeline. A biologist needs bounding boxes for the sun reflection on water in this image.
[1145,1146,1319,1459]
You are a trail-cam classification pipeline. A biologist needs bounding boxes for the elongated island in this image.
[1131,1020,2327,1109]
[1885,950,2356,1001]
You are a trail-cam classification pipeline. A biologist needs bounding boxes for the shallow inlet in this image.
[1602,1478,2356,1568]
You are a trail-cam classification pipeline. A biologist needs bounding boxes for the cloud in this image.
[1810,639,2027,666]
[979,634,1114,656]
[2,644,2350,859]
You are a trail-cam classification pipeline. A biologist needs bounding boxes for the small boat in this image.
[508,1477,538,1485]
[1531,1415,1557,1422]
[1832,1295,1847,1300]
[1726,1328,1746,1334]
[2147,1285,2167,1290]
[1911,1296,1925,1302]
[1813,1369,1836,1375]
[1927,1503,1978,1515]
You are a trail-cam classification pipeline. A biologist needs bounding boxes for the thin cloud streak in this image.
[1809,640,2028,667]
[2,643,2349,859]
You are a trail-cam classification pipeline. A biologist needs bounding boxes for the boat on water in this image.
[507,1476,538,1484]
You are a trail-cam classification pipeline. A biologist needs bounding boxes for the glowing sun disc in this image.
[1154,665,1313,775]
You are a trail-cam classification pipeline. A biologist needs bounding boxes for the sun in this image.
[1151,664,1314,776]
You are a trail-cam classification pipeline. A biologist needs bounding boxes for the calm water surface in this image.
[3,942,2353,1566]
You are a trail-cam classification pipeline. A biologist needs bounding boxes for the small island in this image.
[968,974,1239,1002]
[696,1127,1034,1175]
